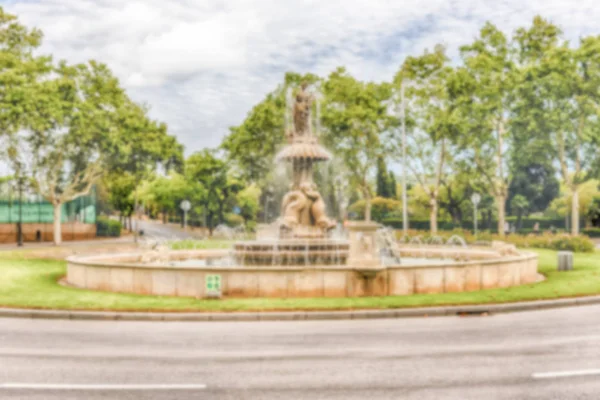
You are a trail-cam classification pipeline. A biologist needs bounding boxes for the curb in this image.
[1,295,600,322]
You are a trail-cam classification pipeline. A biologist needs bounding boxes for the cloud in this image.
[5,0,600,154]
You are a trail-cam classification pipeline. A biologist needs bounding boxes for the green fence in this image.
[0,181,97,224]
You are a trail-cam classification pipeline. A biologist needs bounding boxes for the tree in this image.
[588,196,600,227]
[223,72,320,183]
[438,161,485,225]
[18,61,128,245]
[321,67,396,221]
[387,171,397,199]
[510,194,530,230]
[106,171,136,229]
[395,46,457,233]
[102,100,183,230]
[456,22,523,237]
[510,16,600,235]
[376,157,390,198]
[185,150,243,235]
[0,8,49,143]
[139,172,191,224]
[236,184,261,229]
[507,162,559,214]
[543,38,600,234]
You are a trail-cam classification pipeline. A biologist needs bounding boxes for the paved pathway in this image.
[1,305,600,399]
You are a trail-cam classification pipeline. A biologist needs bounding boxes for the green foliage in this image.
[96,217,121,237]
[504,234,595,253]
[348,197,402,221]
[382,216,577,232]
[587,196,600,227]
[582,228,600,238]
[185,150,243,233]
[322,68,396,220]
[398,229,595,253]
[508,163,560,214]
[139,172,191,221]
[236,184,261,225]
[223,72,320,182]
[225,213,244,227]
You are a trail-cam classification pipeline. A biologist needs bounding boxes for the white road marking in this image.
[0,383,207,390]
[532,369,600,379]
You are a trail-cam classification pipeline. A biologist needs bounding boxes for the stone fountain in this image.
[233,82,350,266]
[65,85,539,299]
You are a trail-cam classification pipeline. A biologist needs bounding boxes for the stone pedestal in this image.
[346,221,381,268]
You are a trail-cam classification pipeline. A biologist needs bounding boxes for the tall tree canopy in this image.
[321,67,396,221]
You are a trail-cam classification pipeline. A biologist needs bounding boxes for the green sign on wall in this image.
[205,274,222,298]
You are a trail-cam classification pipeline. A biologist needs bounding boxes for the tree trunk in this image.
[364,192,372,222]
[496,195,506,238]
[429,197,438,234]
[53,201,62,246]
[571,187,579,235]
[162,208,167,224]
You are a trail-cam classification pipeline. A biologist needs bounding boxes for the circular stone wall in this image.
[66,246,539,299]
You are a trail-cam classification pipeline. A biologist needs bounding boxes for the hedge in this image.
[583,228,600,238]
[381,217,584,232]
[96,217,122,237]
[395,229,596,253]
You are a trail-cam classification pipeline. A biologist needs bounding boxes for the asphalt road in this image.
[1,305,600,400]
[137,219,198,241]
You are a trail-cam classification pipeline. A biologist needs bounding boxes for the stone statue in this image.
[281,182,336,231]
[277,81,336,238]
[293,82,312,137]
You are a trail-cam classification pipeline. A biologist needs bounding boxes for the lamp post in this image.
[471,193,481,236]
[17,175,23,247]
[14,161,24,247]
[180,200,191,231]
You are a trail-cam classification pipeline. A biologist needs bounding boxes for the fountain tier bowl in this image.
[233,239,350,266]
[66,245,538,299]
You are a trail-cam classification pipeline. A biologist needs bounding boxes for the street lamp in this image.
[471,193,481,236]
[14,161,25,247]
[180,200,191,231]
[17,176,24,247]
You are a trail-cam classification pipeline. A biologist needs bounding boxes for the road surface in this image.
[136,219,198,240]
[1,305,600,399]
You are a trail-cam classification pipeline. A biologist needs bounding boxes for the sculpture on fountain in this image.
[277,82,336,238]
[232,82,349,267]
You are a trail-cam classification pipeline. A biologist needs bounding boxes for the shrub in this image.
[96,217,122,237]
[225,213,244,227]
[348,197,402,222]
[393,229,595,253]
[583,228,600,238]
[381,217,583,232]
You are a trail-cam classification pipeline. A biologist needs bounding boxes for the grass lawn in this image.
[1,247,599,312]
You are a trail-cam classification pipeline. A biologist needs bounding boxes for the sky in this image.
[3,0,600,156]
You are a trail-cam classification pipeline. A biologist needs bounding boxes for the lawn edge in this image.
[1,294,599,322]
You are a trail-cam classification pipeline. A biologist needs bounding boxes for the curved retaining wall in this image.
[66,248,539,299]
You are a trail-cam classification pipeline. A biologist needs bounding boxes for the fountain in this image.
[233,82,350,266]
[65,83,539,299]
